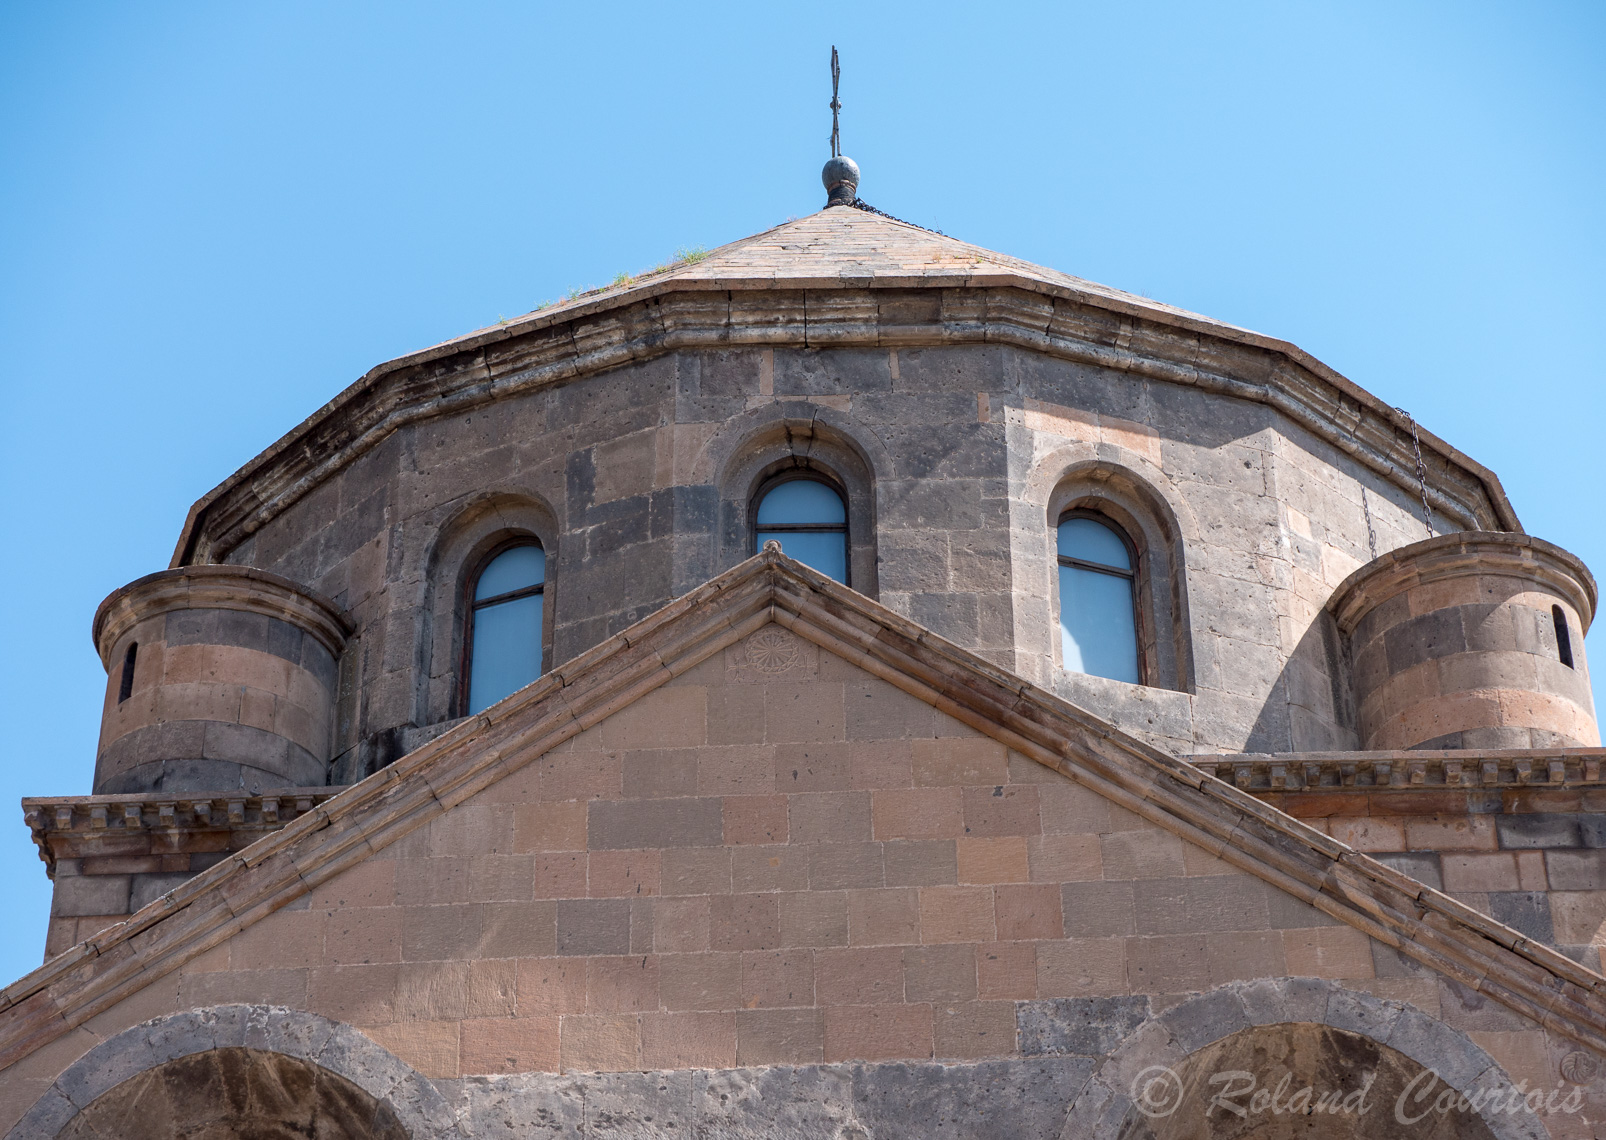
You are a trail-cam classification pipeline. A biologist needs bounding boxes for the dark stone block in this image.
[1496,814,1581,850]
[850,1056,1094,1140]
[264,616,305,666]
[211,609,274,655]
[1017,995,1150,1057]
[130,872,199,912]
[1384,608,1467,674]
[555,898,630,955]
[1487,892,1554,944]
[163,608,220,645]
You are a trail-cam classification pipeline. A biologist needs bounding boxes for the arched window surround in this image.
[1045,465,1194,694]
[711,408,880,595]
[417,492,559,728]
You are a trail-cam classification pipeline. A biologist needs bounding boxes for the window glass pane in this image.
[1057,517,1130,571]
[756,480,846,525]
[475,545,545,601]
[1059,564,1140,684]
[765,531,848,583]
[468,594,543,713]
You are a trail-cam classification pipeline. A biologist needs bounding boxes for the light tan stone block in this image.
[737,1007,825,1065]
[308,858,396,910]
[741,948,814,1008]
[589,849,661,897]
[1100,829,1185,879]
[659,952,741,1010]
[824,1003,933,1063]
[849,740,913,790]
[560,1013,639,1072]
[957,837,1029,884]
[1441,853,1519,893]
[933,1000,1015,1060]
[774,742,852,792]
[307,964,400,1025]
[586,955,659,1012]
[1037,938,1125,997]
[1515,850,1547,891]
[780,890,849,948]
[359,1019,460,1079]
[661,847,731,896]
[977,942,1036,999]
[1405,815,1497,852]
[1027,834,1102,882]
[847,888,920,946]
[598,684,707,749]
[919,886,996,944]
[1206,929,1285,985]
[699,744,776,795]
[1328,817,1405,853]
[816,946,903,1005]
[960,784,1040,837]
[764,682,845,743]
[531,853,587,898]
[516,957,587,1015]
[640,1011,737,1069]
[515,800,588,852]
[872,788,963,840]
[651,896,712,952]
[539,752,623,801]
[994,883,1062,942]
[1282,927,1375,979]
[724,795,788,844]
[232,909,323,970]
[911,738,1009,787]
[460,1015,560,1074]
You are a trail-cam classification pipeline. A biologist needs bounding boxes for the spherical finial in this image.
[822,155,860,207]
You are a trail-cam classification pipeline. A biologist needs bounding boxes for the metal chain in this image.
[848,198,944,235]
[1361,487,1378,560]
[1395,406,1435,538]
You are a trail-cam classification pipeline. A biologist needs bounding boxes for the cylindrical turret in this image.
[91,567,352,794]
[1330,532,1597,751]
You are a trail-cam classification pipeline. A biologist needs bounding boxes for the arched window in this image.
[465,542,545,714]
[754,477,849,584]
[1057,512,1140,685]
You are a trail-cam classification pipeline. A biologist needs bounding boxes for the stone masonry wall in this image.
[217,343,1446,775]
[5,625,1583,1138]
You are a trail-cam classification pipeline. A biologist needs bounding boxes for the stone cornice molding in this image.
[1191,748,1606,793]
[170,253,1517,566]
[1328,530,1598,636]
[92,565,355,667]
[3,549,1601,1078]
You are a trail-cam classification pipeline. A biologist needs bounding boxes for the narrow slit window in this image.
[1057,514,1141,685]
[117,643,138,703]
[755,477,849,584]
[1554,605,1575,669]
[466,543,546,714]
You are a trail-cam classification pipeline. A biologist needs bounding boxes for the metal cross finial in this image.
[829,46,841,158]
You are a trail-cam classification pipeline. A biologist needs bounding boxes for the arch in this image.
[1064,979,1542,1140]
[708,403,883,595]
[416,491,560,727]
[8,1005,458,1139]
[1041,457,1195,693]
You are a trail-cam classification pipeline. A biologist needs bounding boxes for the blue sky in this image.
[0,1,1601,982]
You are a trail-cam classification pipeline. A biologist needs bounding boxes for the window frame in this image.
[750,471,852,587]
[458,536,547,717]
[1055,508,1146,686]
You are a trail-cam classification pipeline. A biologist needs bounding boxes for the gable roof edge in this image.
[5,553,1598,1074]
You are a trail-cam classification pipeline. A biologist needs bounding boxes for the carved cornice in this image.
[91,566,354,667]
[3,550,1602,1076]
[1327,530,1598,635]
[23,788,347,877]
[1190,748,1606,793]
[172,278,1517,566]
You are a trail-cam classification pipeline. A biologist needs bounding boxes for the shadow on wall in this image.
[1245,609,1357,753]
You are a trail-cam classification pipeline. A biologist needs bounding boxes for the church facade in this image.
[3,194,1605,1138]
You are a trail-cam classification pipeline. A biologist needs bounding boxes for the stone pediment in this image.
[3,547,1602,1081]
[171,206,1515,565]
